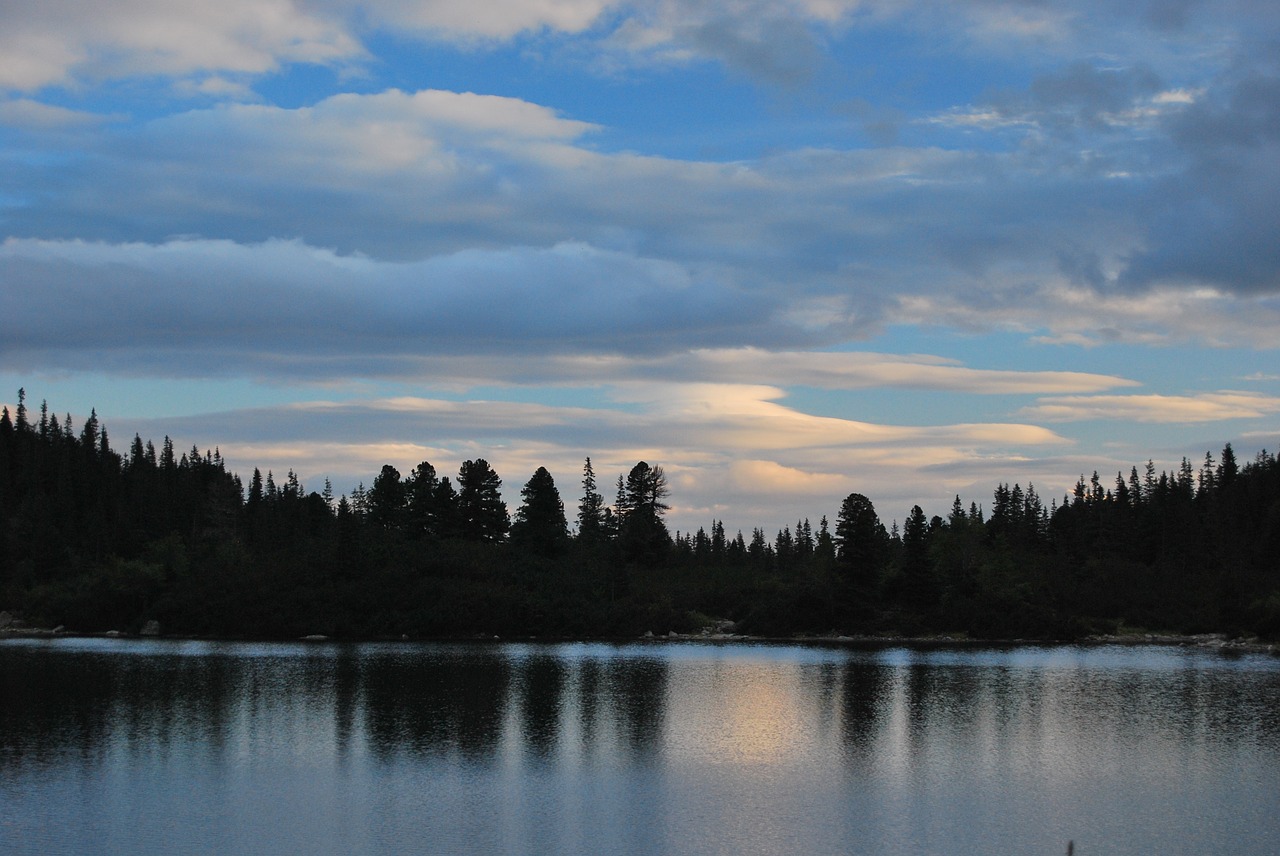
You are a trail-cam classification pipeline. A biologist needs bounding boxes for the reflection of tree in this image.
[1,646,114,768]
[605,657,669,756]
[363,649,510,761]
[903,662,934,759]
[839,661,889,767]
[519,654,567,760]
[0,643,241,769]
[575,658,602,756]
[332,648,361,758]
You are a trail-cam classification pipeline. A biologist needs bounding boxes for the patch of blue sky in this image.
[20,80,191,125]
[250,62,363,110]
[0,373,320,422]
[356,30,794,162]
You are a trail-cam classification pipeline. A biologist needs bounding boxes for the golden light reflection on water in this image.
[663,660,818,766]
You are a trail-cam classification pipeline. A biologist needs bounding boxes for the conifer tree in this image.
[457,459,509,543]
[577,457,606,542]
[511,467,569,556]
[405,461,441,537]
[368,465,406,528]
[432,477,460,539]
[15,388,27,431]
[617,461,671,564]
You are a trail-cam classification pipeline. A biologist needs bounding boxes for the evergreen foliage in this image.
[456,459,509,543]
[511,467,569,556]
[2,391,1278,642]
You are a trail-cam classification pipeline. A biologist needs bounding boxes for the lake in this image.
[2,638,1278,855]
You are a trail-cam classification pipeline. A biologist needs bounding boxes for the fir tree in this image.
[457,459,509,543]
[576,457,606,542]
[511,467,569,556]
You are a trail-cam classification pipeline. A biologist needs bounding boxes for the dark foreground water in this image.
[2,638,1278,855]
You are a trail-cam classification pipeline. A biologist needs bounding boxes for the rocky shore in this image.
[3,609,1276,654]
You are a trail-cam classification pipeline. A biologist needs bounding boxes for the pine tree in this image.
[248,468,264,505]
[405,461,441,537]
[432,477,460,538]
[1218,443,1239,488]
[457,459,509,543]
[368,465,406,528]
[835,493,886,570]
[576,457,606,542]
[511,467,568,555]
[900,504,935,615]
[617,461,671,564]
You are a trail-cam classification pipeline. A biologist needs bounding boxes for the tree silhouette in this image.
[617,462,671,564]
[457,459,509,543]
[512,467,569,556]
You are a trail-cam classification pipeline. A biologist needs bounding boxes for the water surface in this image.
[2,638,1277,855]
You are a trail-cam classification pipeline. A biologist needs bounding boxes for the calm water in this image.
[2,639,1278,855]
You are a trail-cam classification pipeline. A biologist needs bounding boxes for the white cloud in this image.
[1019,392,1280,424]
[0,99,113,129]
[348,0,615,39]
[0,0,361,90]
[0,236,774,372]
[115,387,1074,533]
[892,283,1280,349]
[677,348,1136,394]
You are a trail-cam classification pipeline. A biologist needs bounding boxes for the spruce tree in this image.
[617,461,671,564]
[368,465,406,528]
[576,457,606,542]
[511,467,569,555]
[457,459,509,543]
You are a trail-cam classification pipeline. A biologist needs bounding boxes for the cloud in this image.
[348,0,615,39]
[893,283,1280,349]
[981,62,1167,134]
[726,459,848,495]
[111,387,1075,533]
[0,237,778,374]
[1018,392,1280,423]
[0,99,114,129]
[673,348,1137,394]
[5,76,1276,356]
[1118,69,1280,295]
[0,0,361,90]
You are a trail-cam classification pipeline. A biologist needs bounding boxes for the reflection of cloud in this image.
[1019,392,1280,424]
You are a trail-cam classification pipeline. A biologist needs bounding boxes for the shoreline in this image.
[3,625,1276,654]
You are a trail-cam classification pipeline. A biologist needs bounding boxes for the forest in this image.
[2,389,1279,641]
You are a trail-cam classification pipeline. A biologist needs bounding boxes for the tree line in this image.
[2,389,1278,640]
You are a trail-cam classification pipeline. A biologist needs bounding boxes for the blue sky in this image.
[3,0,1278,535]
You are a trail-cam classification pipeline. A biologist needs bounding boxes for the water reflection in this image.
[362,648,511,761]
[517,654,565,760]
[605,656,668,756]
[2,639,1278,856]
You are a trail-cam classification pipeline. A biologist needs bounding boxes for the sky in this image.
[2,0,1279,537]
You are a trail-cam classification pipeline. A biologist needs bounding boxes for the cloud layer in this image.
[3,0,1277,532]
